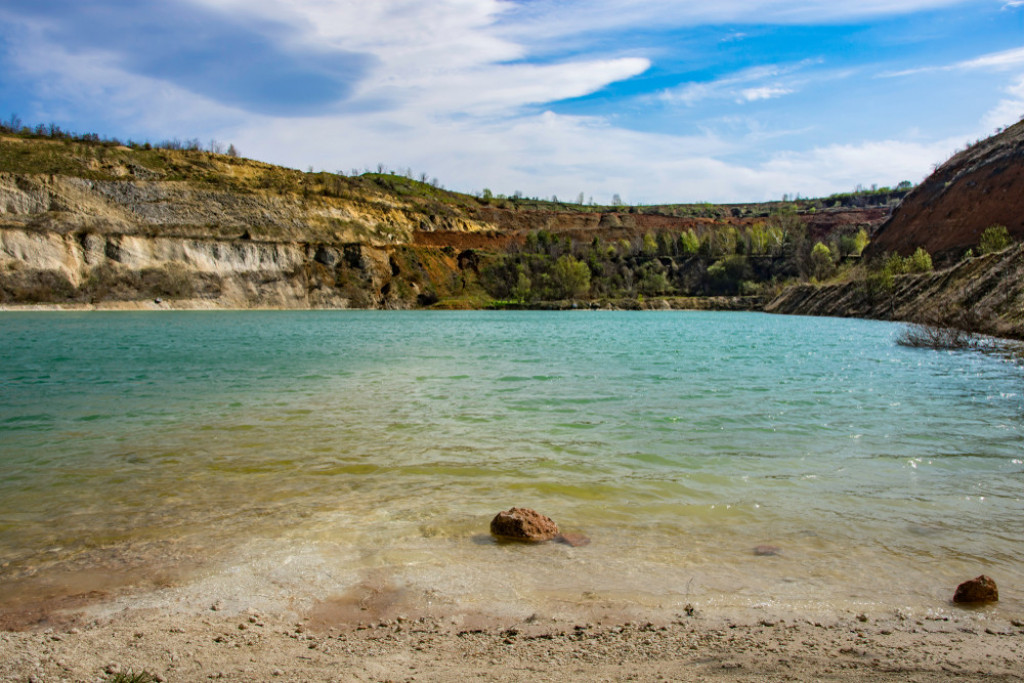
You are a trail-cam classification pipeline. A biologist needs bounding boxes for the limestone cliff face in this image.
[0,172,488,244]
[0,161,488,308]
[0,226,449,309]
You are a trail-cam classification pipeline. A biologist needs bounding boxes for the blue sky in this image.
[1,1,1022,203]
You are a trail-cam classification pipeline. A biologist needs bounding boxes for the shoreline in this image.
[0,295,764,313]
[2,592,1022,681]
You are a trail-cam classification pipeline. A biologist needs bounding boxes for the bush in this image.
[705,255,751,295]
[909,247,933,273]
[896,323,978,350]
[809,242,835,280]
[978,224,1011,255]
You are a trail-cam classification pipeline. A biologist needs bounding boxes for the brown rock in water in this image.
[953,575,999,604]
[754,545,781,557]
[556,533,591,547]
[490,507,559,542]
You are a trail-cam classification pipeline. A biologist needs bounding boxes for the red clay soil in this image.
[869,119,1024,261]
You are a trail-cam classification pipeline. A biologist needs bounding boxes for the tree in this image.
[611,193,623,206]
[550,255,591,299]
[511,268,532,302]
[226,144,239,158]
[641,232,658,256]
[678,229,700,256]
[809,242,835,280]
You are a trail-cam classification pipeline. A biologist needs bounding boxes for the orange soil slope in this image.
[869,119,1024,262]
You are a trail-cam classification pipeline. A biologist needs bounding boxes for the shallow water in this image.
[1,311,1022,622]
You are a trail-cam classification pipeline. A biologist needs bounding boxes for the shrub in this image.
[896,323,978,350]
[909,247,933,273]
[809,242,835,280]
[978,224,1011,255]
[705,255,751,295]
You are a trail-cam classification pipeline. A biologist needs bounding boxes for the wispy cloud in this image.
[659,61,824,106]
[0,0,374,115]
[0,0,1018,202]
[495,0,970,43]
[884,46,1024,77]
[981,74,1024,132]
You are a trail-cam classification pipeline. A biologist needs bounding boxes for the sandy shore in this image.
[2,597,1023,682]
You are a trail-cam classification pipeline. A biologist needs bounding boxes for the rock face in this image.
[869,119,1024,262]
[953,575,999,604]
[490,507,559,542]
[765,242,1024,339]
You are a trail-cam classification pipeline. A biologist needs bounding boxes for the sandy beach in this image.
[2,589,1023,682]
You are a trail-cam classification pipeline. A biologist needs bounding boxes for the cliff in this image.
[0,134,887,309]
[868,119,1024,263]
[766,242,1024,339]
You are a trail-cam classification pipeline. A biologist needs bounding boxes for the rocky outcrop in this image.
[765,243,1024,339]
[0,227,467,309]
[489,508,560,542]
[0,172,494,245]
[953,575,998,604]
[869,120,1024,262]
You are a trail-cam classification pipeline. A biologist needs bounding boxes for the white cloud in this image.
[233,105,952,204]
[0,0,1011,204]
[0,21,240,138]
[740,86,793,102]
[494,0,968,43]
[660,61,824,106]
[981,74,1024,131]
[885,45,1024,77]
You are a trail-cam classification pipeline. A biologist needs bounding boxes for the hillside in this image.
[869,119,1024,263]
[0,131,887,309]
[767,242,1024,339]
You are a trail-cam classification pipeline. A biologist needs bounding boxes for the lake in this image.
[1,310,1021,623]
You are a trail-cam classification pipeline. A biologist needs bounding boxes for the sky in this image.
[0,1,1022,204]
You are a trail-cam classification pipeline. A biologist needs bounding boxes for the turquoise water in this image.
[1,311,1022,621]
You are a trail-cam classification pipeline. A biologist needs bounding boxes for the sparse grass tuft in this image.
[105,670,159,683]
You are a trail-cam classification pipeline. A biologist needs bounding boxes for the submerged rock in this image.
[556,532,591,547]
[754,545,781,557]
[953,575,999,604]
[490,507,559,542]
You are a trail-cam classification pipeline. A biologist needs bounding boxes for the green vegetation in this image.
[858,246,935,307]
[978,224,1012,255]
[480,207,872,304]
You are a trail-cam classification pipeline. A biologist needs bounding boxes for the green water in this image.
[1,311,1022,621]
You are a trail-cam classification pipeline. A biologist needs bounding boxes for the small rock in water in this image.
[953,575,999,604]
[490,507,559,542]
[556,533,591,547]
[753,545,781,556]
